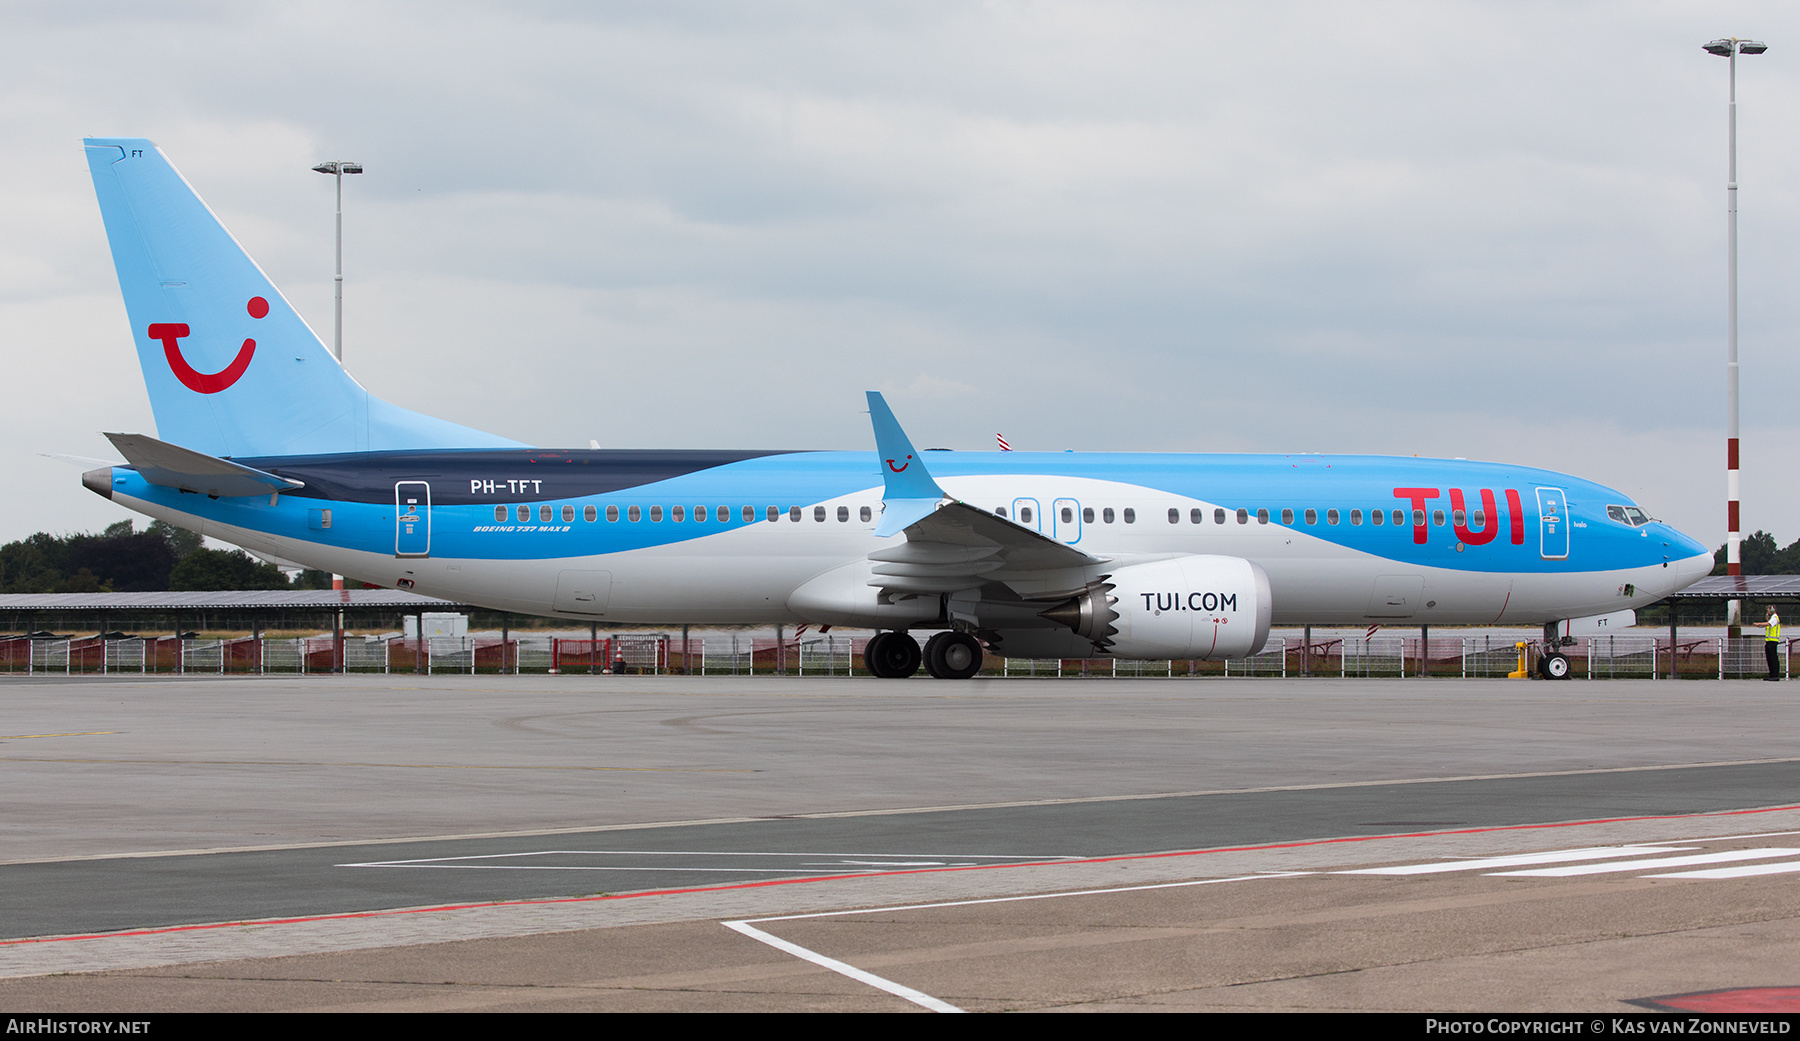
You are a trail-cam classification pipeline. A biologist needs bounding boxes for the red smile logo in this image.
[150,296,267,394]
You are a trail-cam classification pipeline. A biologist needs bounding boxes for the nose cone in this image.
[81,466,114,500]
[1661,524,1713,592]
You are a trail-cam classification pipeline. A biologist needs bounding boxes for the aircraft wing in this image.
[864,392,1102,597]
[105,432,304,498]
[868,499,1103,595]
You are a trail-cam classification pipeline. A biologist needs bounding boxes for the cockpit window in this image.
[1607,505,1652,527]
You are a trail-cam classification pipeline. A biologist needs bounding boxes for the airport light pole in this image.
[310,160,363,364]
[312,161,361,601]
[1704,38,1765,634]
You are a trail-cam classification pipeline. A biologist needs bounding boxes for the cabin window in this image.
[814,506,827,522]
[672,505,685,522]
[1350,509,1363,525]
[607,505,620,522]
[1472,510,1485,527]
[1084,507,1095,523]
[1065,507,1076,523]
[584,505,597,522]
[628,505,641,522]
[1327,509,1339,525]
[1215,508,1226,524]
[1433,509,1445,526]
[539,504,553,523]
[837,506,850,522]
[559,505,573,522]
[1190,508,1203,524]
[996,506,1007,518]
[1304,508,1317,525]
[1371,508,1384,526]
[650,505,663,522]
[1103,508,1115,523]
[493,505,507,522]
[1281,508,1294,525]
[1168,508,1179,524]
[1412,509,1425,526]
[1021,506,1034,523]
[1123,508,1136,524]
[694,505,708,522]
[517,505,530,522]
[1236,508,1248,524]
[861,505,872,522]
[790,506,802,521]
[1257,509,1270,524]
[1453,509,1466,527]
[1393,509,1404,526]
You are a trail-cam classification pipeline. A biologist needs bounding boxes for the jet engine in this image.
[1040,555,1272,659]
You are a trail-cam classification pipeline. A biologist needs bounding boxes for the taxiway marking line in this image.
[723,920,964,1013]
[0,757,750,772]
[0,732,118,740]
[1338,846,1694,875]
[1650,861,1800,880]
[723,871,1311,1012]
[1492,848,1800,877]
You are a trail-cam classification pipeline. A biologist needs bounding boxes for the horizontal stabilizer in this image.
[105,432,304,498]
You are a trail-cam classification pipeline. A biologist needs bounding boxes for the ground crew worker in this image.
[1765,605,1783,681]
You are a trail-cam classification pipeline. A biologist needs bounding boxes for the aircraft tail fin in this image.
[83,138,524,458]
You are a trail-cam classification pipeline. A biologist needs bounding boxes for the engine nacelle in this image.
[1043,555,1272,659]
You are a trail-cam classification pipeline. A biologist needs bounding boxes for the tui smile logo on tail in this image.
[149,296,266,394]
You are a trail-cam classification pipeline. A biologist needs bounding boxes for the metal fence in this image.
[4,632,1797,680]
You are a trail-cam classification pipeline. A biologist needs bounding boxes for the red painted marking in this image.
[886,455,911,473]
[246,296,269,319]
[1506,488,1524,545]
[1392,488,1439,544]
[1450,488,1498,546]
[1641,988,1800,1013]
[8,803,1799,947]
[148,323,255,394]
[1729,437,1740,470]
[1730,500,1741,531]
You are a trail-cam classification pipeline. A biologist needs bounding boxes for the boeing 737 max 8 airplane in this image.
[73,139,1714,679]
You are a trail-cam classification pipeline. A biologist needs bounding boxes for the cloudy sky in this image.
[3,1,1796,548]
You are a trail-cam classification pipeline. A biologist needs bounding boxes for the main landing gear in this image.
[862,631,985,679]
[864,631,922,678]
[1538,651,1572,680]
[923,631,984,680]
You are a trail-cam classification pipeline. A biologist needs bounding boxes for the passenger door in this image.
[395,481,431,558]
[1536,487,1569,560]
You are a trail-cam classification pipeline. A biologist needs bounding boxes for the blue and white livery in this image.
[76,139,1714,678]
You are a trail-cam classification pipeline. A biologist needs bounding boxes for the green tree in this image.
[168,548,290,591]
[147,520,202,560]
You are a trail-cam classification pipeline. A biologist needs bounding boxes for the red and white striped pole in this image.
[1707,37,1766,634]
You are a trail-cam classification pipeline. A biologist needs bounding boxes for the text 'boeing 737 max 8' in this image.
[73,138,1714,679]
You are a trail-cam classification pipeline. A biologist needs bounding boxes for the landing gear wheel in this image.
[924,631,984,680]
[1539,652,1571,680]
[863,631,922,678]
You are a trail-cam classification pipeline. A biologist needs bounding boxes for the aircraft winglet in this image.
[866,392,946,537]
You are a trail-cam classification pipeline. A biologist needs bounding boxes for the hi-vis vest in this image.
[1769,614,1782,642]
